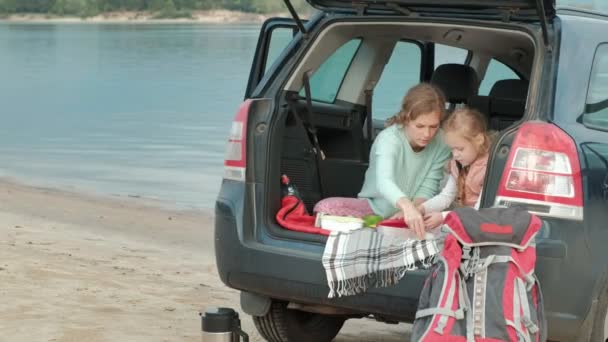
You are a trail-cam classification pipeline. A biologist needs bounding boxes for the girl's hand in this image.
[424,212,444,230]
[397,198,424,239]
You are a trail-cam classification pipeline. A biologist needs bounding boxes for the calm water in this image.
[0,22,514,210]
[0,23,263,209]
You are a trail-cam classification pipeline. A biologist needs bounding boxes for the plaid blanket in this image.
[322,228,439,298]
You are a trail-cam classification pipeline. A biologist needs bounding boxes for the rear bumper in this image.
[214,197,427,322]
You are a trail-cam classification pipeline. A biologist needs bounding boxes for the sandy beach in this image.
[0,179,409,341]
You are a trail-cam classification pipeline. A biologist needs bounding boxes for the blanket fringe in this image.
[327,254,436,298]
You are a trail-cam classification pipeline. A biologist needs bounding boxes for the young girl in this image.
[419,107,492,230]
[313,83,451,238]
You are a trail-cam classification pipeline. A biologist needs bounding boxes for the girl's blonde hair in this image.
[386,83,446,127]
[443,107,492,206]
[443,107,491,154]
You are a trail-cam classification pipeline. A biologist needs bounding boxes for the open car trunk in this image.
[266,15,542,239]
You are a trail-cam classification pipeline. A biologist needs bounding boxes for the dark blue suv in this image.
[215,1,608,340]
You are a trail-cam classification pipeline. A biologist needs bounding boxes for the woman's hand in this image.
[415,203,426,216]
[396,197,424,239]
[389,210,404,220]
[424,212,444,230]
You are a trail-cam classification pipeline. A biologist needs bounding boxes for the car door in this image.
[245,18,302,99]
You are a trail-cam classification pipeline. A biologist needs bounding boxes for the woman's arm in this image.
[420,174,457,213]
[414,145,451,200]
[374,134,408,207]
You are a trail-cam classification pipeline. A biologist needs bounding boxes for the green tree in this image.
[0,0,309,15]
[0,0,18,13]
[148,0,164,11]
[82,0,101,17]
[51,0,87,15]
[161,0,176,14]
[16,0,54,12]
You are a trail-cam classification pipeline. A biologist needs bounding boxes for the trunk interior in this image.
[265,17,542,240]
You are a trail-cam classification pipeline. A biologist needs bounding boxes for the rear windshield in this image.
[559,0,608,12]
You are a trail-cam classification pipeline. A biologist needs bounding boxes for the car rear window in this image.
[301,38,362,104]
[479,59,520,96]
[373,41,422,119]
[583,43,608,131]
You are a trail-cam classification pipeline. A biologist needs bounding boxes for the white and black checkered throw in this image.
[322,228,439,298]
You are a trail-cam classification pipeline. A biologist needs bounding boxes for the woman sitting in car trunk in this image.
[314,83,451,239]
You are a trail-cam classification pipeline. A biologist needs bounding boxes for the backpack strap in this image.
[460,273,475,342]
[415,272,471,336]
[435,275,460,334]
[505,277,538,342]
[516,277,539,334]
[459,247,536,289]
[484,255,536,289]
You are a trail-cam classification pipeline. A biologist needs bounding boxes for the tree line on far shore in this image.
[0,0,312,17]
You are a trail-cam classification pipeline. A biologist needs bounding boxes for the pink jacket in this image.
[448,154,489,207]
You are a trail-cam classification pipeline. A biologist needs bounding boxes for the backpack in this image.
[411,206,547,342]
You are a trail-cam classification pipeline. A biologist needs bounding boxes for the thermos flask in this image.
[201,307,249,342]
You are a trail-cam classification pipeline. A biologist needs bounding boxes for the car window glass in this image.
[373,41,422,120]
[479,59,520,95]
[301,39,362,103]
[435,44,468,68]
[264,27,295,74]
[583,43,608,131]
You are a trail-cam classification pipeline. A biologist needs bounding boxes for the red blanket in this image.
[275,195,331,236]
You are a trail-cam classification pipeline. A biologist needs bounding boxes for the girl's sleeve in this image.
[375,134,408,207]
[474,187,483,210]
[421,174,457,213]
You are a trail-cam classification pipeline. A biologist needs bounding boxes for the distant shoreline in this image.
[0,10,288,24]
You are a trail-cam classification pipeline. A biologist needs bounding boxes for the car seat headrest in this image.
[489,79,529,100]
[431,64,479,104]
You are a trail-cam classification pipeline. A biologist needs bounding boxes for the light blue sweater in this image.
[358,124,451,218]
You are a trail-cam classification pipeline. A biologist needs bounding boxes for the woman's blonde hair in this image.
[386,83,446,127]
[443,107,492,206]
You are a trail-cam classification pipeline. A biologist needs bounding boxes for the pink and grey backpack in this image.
[411,206,547,342]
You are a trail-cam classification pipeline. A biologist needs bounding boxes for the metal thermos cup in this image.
[201,307,249,342]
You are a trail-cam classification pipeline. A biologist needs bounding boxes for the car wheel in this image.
[252,301,346,342]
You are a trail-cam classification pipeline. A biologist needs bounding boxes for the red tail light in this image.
[223,100,252,182]
[495,122,583,220]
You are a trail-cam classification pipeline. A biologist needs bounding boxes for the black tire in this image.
[252,301,346,342]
